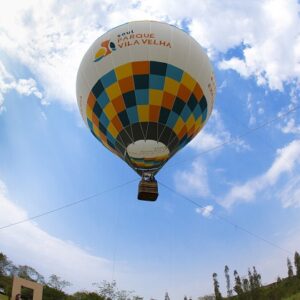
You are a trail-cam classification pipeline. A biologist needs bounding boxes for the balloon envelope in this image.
[77,21,216,176]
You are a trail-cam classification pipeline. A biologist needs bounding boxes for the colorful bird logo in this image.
[94,40,116,62]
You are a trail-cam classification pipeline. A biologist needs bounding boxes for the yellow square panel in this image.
[194,116,203,131]
[164,77,180,96]
[115,63,133,80]
[103,102,117,119]
[186,114,196,131]
[181,72,196,91]
[86,106,93,121]
[173,117,185,135]
[107,122,119,138]
[137,105,149,122]
[106,82,122,100]
[149,89,163,106]
[93,126,101,138]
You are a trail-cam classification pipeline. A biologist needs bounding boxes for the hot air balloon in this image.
[76,21,216,201]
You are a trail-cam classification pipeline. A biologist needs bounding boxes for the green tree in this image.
[198,296,215,300]
[233,270,243,296]
[72,291,105,300]
[248,267,261,299]
[17,265,45,283]
[252,266,261,288]
[287,257,294,277]
[95,280,117,300]
[0,253,13,276]
[294,251,300,278]
[212,273,222,300]
[42,285,68,300]
[242,278,250,293]
[94,280,134,300]
[248,269,254,291]
[224,265,232,297]
[48,274,71,291]
[117,289,134,300]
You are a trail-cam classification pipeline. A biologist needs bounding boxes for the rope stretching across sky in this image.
[0,104,299,254]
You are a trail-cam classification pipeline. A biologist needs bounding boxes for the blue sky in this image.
[0,0,300,299]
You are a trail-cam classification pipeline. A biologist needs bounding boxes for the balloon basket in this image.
[137,176,158,201]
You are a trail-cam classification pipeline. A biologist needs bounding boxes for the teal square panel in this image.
[97,92,110,108]
[127,106,139,123]
[181,105,192,122]
[166,64,183,82]
[135,89,149,104]
[166,111,179,128]
[101,70,117,88]
[99,112,109,127]
[149,74,165,90]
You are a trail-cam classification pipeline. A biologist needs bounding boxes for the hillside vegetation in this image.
[210,250,300,300]
[2,250,300,299]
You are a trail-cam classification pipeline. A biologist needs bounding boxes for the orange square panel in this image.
[149,105,161,122]
[87,92,97,108]
[162,92,176,110]
[111,115,123,132]
[178,126,187,140]
[92,113,99,126]
[177,84,192,102]
[187,125,195,137]
[112,95,126,113]
[118,76,134,93]
[132,61,150,75]
[193,83,203,101]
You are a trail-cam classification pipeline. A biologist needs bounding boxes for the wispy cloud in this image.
[0,0,299,110]
[220,139,300,208]
[277,85,300,135]
[195,205,214,218]
[218,0,300,90]
[174,159,210,198]
[281,118,300,135]
[279,176,300,208]
[175,110,249,200]
[0,61,43,111]
[189,110,249,153]
[0,0,163,108]
[0,179,114,292]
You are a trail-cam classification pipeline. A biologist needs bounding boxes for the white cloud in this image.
[218,80,227,93]
[277,84,300,135]
[247,93,257,126]
[174,159,210,198]
[0,61,43,110]
[189,110,249,153]
[281,118,300,134]
[218,0,300,91]
[0,0,298,110]
[258,107,264,115]
[265,140,300,184]
[195,205,214,218]
[221,139,300,208]
[0,179,115,292]
[178,110,249,199]
[189,129,224,153]
[0,0,161,108]
[279,176,300,208]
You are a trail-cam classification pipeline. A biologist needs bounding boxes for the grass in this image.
[282,291,300,300]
